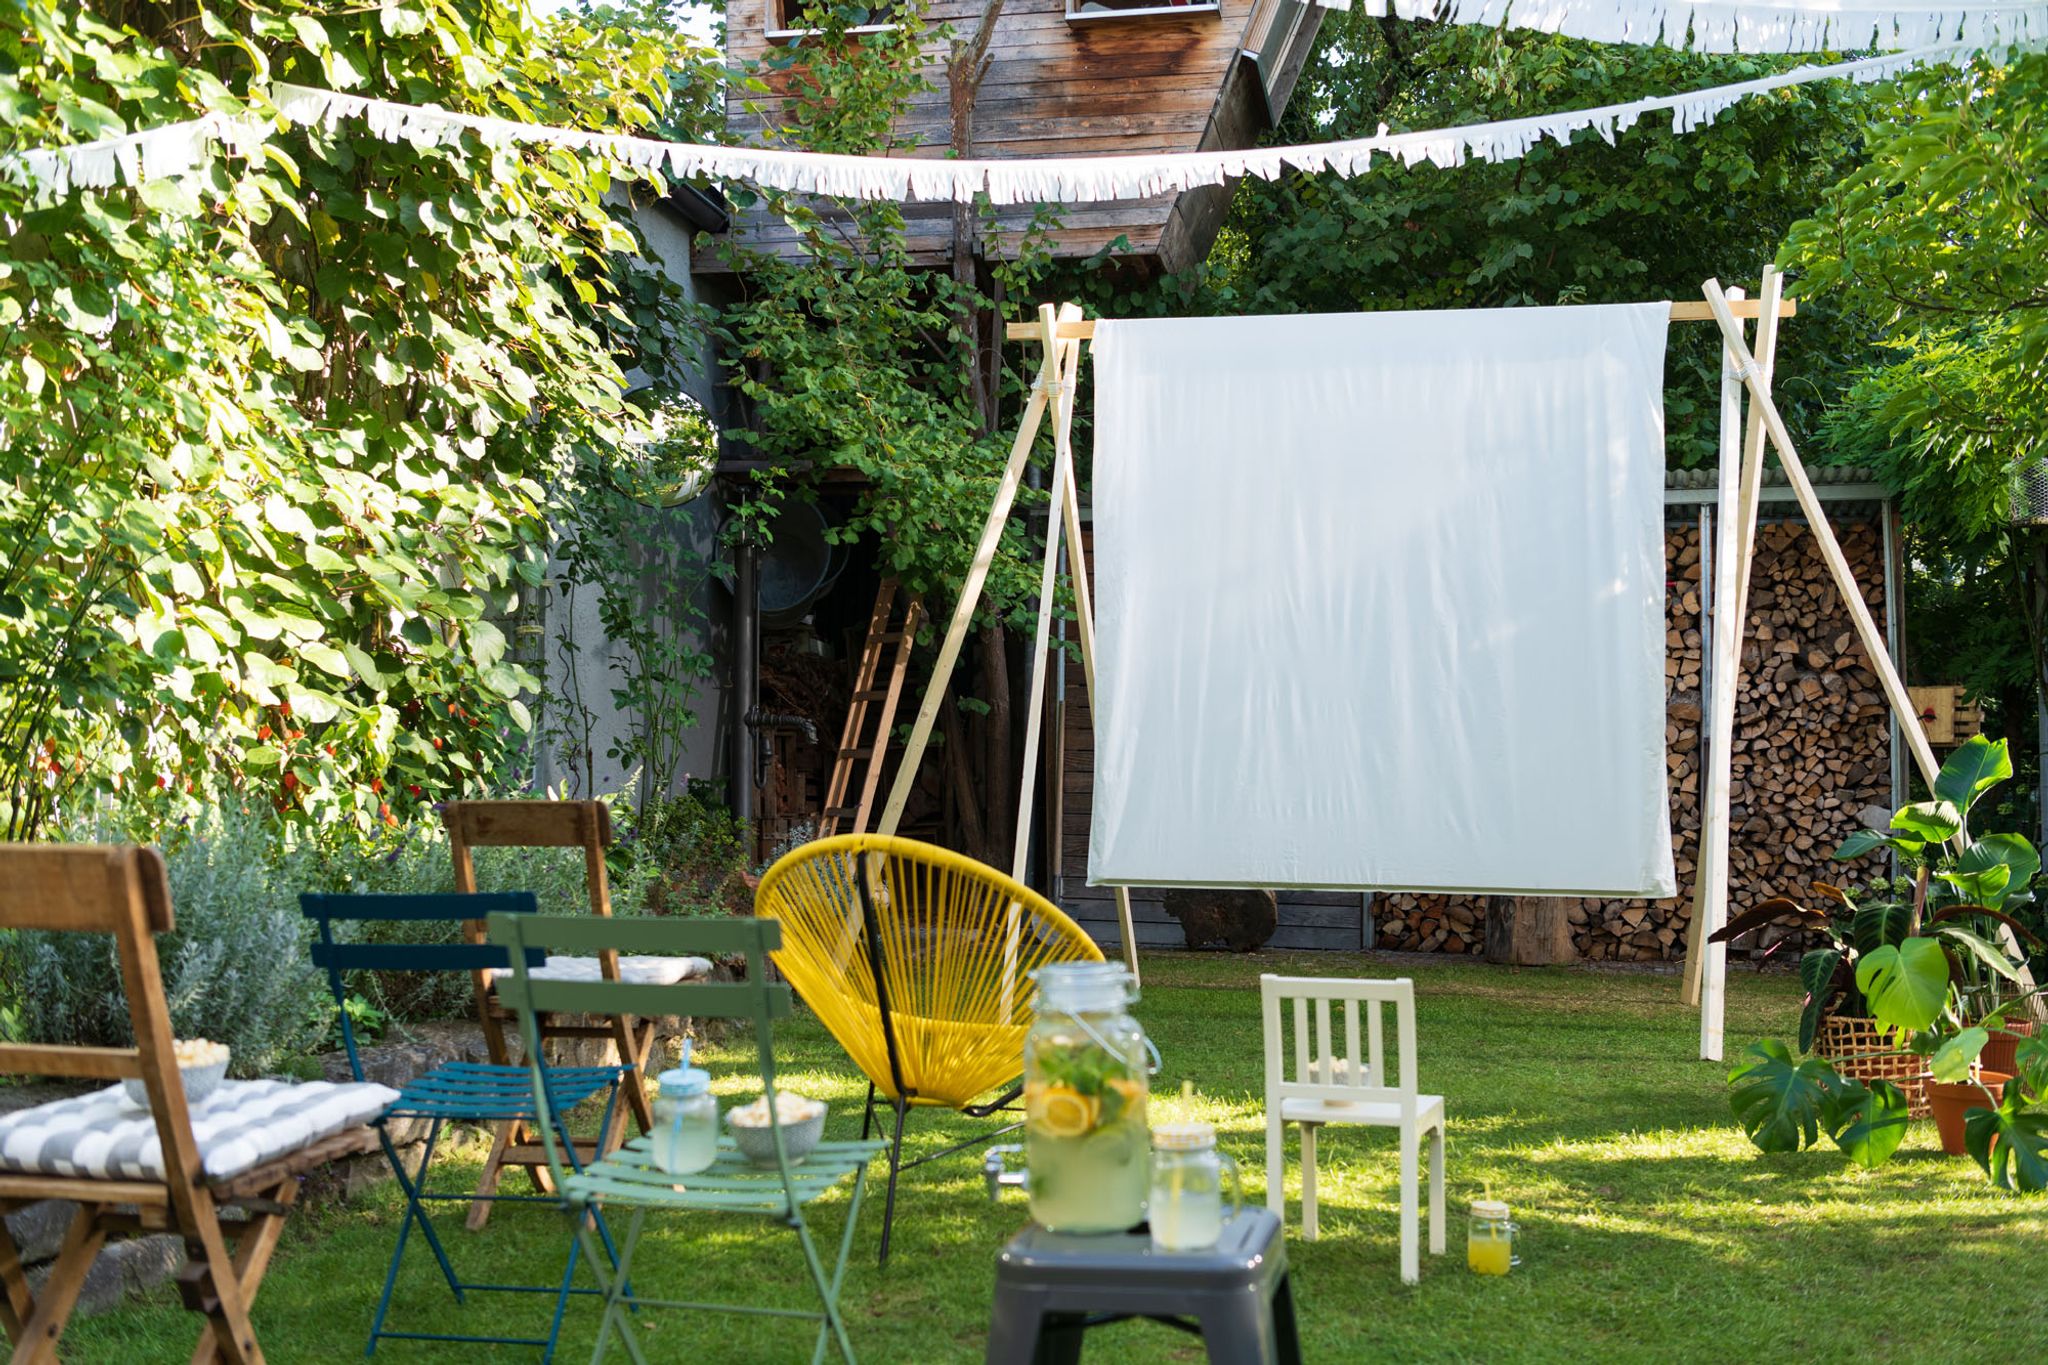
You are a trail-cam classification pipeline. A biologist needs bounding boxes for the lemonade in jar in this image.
[1023,962,1152,1234]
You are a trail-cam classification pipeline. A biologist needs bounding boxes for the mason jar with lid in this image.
[1149,1121,1240,1252]
[1023,961,1152,1233]
[1467,1199,1518,1275]
[650,1057,719,1176]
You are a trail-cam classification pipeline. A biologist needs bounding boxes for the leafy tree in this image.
[1068,18,1879,468]
[0,0,717,838]
[1783,51,2048,755]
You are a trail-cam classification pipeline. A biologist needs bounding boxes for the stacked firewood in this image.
[1375,517,1892,961]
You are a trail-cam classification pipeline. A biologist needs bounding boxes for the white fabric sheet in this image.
[1087,305,1677,898]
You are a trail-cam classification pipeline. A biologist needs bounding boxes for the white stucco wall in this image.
[531,196,726,804]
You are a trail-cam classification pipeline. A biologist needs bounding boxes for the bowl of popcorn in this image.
[724,1091,828,1166]
[122,1039,230,1108]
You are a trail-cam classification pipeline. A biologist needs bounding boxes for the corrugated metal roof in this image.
[1665,465,1882,490]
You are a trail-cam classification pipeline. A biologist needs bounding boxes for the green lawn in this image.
[67,953,2044,1362]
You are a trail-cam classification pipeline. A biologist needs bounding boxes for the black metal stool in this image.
[986,1208,1302,1364]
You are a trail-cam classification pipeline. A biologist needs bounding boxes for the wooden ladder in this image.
[820,579,924,837]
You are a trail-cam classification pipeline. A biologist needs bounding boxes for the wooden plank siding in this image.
[701,0,1324,270]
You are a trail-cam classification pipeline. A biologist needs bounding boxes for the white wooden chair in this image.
[1260,974,1446,1283]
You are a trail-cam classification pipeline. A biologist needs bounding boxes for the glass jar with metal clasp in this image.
[1022,962,1156,1234]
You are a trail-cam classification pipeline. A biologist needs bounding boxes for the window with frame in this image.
[767,1,901,38]
[1066,0,1221,20]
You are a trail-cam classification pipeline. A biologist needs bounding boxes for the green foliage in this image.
[1853,939,1949,1035]
[1069,18,1876,469]
[1826,1077,1911,1170]
[1728,1040,1832,1153]
[546,389,719,795]
[1796,946,1843,1052]
[712,3,1064,627]
[0,800,332,1075]
[1731,740,2048,1181]
[0,1,719,840]
[1785,51,2048,721]
[1964,1086,2048,1193]
[620,788,756,915]
[1728,1042,1911,1168]
[1785,49,2048,543]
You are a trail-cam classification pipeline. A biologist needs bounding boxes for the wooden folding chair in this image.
[0,845,387,1364]
[447,800,684,1230]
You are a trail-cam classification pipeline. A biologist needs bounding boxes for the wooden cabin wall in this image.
[1055,511,1897,960]
[713,0,1267,266]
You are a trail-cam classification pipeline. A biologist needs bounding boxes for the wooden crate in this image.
[1908,685,1982,748]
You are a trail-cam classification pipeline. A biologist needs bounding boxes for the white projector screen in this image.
[1086,304,1677,898]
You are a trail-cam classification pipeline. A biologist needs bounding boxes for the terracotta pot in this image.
[1980,1019,2035,1081]
[1923,1072,2010,1156]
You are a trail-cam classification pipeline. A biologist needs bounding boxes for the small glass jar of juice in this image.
[1467,1199,1517,1275]
[1149,1122,1240,1253]
[651,1059,719,1175]
[1024,962,1152,1234]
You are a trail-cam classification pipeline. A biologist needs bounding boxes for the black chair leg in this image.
[877,1097,908,1266]
[861,1081,878,1142]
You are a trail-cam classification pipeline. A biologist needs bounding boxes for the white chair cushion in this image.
[490,953,713,986]
[0,1079,398,1183]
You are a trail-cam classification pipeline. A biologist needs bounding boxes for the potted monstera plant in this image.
[1720,736,2046,1173]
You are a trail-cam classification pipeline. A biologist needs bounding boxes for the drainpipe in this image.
[730,530,759,823]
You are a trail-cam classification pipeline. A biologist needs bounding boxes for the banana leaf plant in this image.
[1720,737,2047,1177]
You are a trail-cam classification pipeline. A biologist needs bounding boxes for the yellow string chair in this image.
[756,833,1103,1262]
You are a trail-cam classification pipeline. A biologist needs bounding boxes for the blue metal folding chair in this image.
[304,891,632,1359]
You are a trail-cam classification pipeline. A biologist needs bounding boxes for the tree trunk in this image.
[979,625,1014,866]
[940,688,987,857]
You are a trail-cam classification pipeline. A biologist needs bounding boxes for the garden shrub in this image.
[0,783,757,1070]
[2,802,332,1076]
[620,787,756,916]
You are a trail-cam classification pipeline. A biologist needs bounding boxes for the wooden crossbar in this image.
[1004,298,1797,342]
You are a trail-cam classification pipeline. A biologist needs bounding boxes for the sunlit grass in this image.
[62,952,2043,1362]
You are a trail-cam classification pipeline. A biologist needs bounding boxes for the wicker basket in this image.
[1814,1015,1929,1119]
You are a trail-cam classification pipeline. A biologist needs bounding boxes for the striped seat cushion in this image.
[0,1080,397,1184]
[489,954,713,987]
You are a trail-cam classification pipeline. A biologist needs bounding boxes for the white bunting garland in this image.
[1365,0,2048,55]
[2,38,2023,207]
[266,41,1992,205]
[8,111,270,199]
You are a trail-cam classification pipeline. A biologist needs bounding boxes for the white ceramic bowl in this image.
[122,1058,228,1109]
[726,1105,827,1167]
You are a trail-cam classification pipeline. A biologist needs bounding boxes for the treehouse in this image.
[698,0,1328,272]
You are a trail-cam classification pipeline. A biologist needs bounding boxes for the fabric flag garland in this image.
[1,37,2022,207]
[1358,0,2048,55]
[8,111,269,200]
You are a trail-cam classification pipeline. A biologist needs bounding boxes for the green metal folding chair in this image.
[489,912,883,1364]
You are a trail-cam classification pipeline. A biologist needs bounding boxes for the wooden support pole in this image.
[1684,282,1750,1045]
[1701,281,1939,787]
[877,302,1075,839]
[1055,390,1141,982]
[1011,310,1085,881]
[1686,270,1787,1058]
[1699,279,2045,1019]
